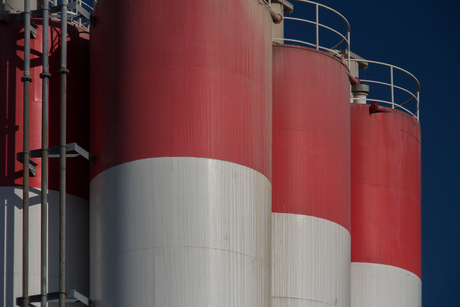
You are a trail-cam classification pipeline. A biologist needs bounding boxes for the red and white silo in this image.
[0,14,90,304]
[272,44,351,307]
[89,1,272,306]
[350,104,421,307]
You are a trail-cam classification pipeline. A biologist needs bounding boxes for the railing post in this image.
[417,91,420,120]
[347,31,351,63]
[390,66,394,109]
[315,4,319,50]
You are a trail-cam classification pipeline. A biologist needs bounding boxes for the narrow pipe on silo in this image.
[59,1,69,306]
[40,0,50,306]
[21,1,32,307]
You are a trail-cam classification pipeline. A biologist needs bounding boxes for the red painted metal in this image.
[90,0,272,180]
[351,104,421,278]
[0,16,90,199]
[1,15,43,189]
[272,45,351,230]
[369,102,391,114]
[270,10,283,24]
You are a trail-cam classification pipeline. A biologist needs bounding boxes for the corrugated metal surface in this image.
[350,104,421,276]
[350,104,421,306]
[272,45,350,229]
[90,0,273,181]
[272,213,351,307]
[271,45,351,307]
[90,157,271,306]
[351,263,421,307]
[90,1,272,305]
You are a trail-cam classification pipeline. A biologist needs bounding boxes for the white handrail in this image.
[275,0,351,60]
[349,59,420,121]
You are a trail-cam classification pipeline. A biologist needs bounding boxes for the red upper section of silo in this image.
[0,15,43,189]
[350,104,421,278]
[90,0,272,180]
[0,16,90,200]
[272,45,351,231]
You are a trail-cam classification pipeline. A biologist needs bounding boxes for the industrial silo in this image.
[350,64,421,307]
[272,44,351,307]
[89,0,273,306]
[0,3,90,305]
[271,2,353,305]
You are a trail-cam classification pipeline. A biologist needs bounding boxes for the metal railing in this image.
[273,0,351,60]
[48,0,96,30]
[350,59,420,121]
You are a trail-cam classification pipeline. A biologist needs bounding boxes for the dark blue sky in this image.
[284,1,459,305]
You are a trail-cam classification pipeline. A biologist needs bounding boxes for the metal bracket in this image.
[16,289,92,306]
[16,155,38,177]
[17,142,94,166]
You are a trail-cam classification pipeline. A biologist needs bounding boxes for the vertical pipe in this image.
[59,1,69,306]
[21,1,32,307]
[315,4,319,50]
[40,0,50,306]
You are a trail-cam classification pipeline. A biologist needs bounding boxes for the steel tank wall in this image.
[272,45,351,307]
[350,104,421,307]
[0,16,90,305]
[89,1,272,306]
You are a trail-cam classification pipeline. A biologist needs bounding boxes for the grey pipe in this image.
[59,1,69,307]
[21,1,32,307]
[40,0,50,306]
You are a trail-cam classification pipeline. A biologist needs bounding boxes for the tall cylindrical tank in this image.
[272,45,351,307]
[350,104,421,307]
[89,1,272,306]
[0,15,90,305]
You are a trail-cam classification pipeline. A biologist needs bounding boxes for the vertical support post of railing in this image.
[390,66,394,109]
[78,0,81,26]
[347,31,351,64]
[417,91,420,120]
[315,4,319,50]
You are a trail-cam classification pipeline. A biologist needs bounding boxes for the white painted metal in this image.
[351,262,421,307]
[1,0,37,12]
[90,157,272,307]
[351,84,369,105]
[272,213,351,307]
[0,187,89,305]
[271,3,284,44]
